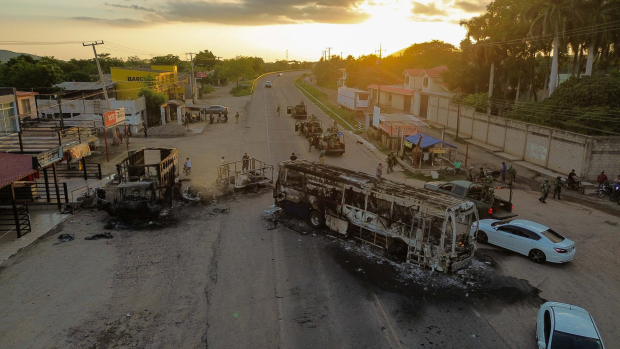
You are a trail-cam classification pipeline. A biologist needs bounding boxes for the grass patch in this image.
[404,170,437,181]
[294,79,358,131]
[202,85,214,94]
[317,81,338,90]
[230,85,252,97]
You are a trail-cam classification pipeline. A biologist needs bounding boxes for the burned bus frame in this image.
[274,160,479,273]
[217,158,273,190]
[116,147,179,187]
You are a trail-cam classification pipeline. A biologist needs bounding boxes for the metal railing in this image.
[56,162,102,180]
[0,204,31,239]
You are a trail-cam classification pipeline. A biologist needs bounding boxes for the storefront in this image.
[403,133,456,168]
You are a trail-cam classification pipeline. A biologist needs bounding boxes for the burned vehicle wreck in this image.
[97,148,178,219]
[274,160,479,272]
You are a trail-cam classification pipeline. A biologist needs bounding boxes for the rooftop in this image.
[424,65,448,78]
[16,91,39,97]
[0,153,36,190]
[54,77,116,92]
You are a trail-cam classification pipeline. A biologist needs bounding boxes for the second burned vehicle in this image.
[274,160,479,272]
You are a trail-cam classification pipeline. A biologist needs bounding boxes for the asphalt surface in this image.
[0,71,618,349]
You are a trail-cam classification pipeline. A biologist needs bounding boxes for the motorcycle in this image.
[596,182,614,198]
[562,178,585,194]
[609,183,620,202]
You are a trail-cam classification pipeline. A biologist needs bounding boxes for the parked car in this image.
[265,81,272,88]
[471,219,575,263]
[277,73,283,77]
[536,302,605,349]
[205,105,228,115]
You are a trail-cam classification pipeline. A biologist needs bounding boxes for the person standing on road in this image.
[597,171,608,189]
[553,176,562,200]
[376,163,384,179]
[235,112,240,124]
[308,135,314,152]
[454,159,462,175]
[290,153,297,161]
[539,179,549,203]
[318,148,326,164]
[184,157,192,176]
[242,153,250,171]
[507,165,517,185]
[143,126,148,139]
[501,162,507,181]
[387,153,393,173]
[466,167,473,181]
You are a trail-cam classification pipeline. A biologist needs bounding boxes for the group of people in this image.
[113,126,131,145]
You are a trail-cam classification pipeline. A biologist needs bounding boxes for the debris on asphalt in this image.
[85,232,113,240]
[58,234,75,242]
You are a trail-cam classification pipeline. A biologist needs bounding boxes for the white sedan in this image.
[536,302,605,348]
[471,219,575,263]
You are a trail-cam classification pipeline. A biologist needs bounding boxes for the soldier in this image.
[487,187,495,206]
[235,112,240,124]
[242,153,250,171]
[483,173,494,200]
[466,167,473,182]
[507,165,517,185]
[539,179,549,203]
[553,176,562,200]
[319,148,326,164]
[387,153,393,173]
[308,135,314,152]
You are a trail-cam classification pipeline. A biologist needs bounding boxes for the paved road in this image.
[0,71,618,349]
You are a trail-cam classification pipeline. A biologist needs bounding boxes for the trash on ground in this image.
[85,232,113,240]
[58,234,75,242]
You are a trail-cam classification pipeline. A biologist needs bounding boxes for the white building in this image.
[37,97,147,134]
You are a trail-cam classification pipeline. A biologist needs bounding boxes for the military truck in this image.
[424,180,517,220]
[287,102,308,120]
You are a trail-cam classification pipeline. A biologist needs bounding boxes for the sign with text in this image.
[103,108,126,128]
[196,72,207,78]
[431,148,447,154]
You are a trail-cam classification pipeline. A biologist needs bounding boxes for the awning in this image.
[404,133,456,149]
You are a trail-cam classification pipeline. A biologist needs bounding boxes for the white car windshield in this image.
[551,331,602,349]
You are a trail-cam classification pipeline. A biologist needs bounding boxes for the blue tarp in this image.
[404,133,456,149]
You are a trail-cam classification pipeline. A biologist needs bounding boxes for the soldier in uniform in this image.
[486,187,495,206]
[466,167,474,182]
[308,135,314,152]
[387,153,393,173]
[507,165,517,185]
[539,179,549,203]
[553,176,562,200]
[482,173,494,200]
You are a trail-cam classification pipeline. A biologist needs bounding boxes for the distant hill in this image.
[388,47,408,57]
[0,50,40,63]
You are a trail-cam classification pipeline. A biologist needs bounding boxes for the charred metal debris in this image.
[274,160,479,273]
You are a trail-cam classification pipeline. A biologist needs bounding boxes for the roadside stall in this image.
[403,133,457,168]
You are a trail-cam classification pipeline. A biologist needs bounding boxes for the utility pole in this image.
[327,47,333,60]
[186,52,198,104]
[375,43,385,108]
[286,50,288,71]
[83,40,112,162]
[55,94,65,129]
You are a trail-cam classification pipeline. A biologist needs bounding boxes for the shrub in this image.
[230,85,252,97]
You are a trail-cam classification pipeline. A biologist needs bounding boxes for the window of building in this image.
[423,77,428,87]
[0,102,17,133]
[20,99,31,114]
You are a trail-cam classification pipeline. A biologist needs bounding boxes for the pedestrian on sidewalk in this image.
[539,179,549,203]
[597,171,608,189]
[242,153,249,171]
[454,159,462,175]
[553,176,562,200]
[319,148,325,164]
[235,112,240,124]
[290,153,297,161]
[501,162,507,181]
[143,126,148,139]
[376,163,384,179]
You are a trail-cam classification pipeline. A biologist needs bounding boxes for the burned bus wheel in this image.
[308,210,324,228]
[386,239,407,262]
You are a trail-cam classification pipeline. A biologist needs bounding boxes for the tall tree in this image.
[526,0,576,95]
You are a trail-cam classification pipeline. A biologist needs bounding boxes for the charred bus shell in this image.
[274,160,479,273]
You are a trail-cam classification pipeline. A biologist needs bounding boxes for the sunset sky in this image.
[0,0,489,62]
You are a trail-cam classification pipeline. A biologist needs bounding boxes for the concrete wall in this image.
[422,94,620,181]
[391,93,405,110]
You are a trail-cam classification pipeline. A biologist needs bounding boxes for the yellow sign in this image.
[431,148,447,154]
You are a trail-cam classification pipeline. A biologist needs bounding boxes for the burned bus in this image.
[274,160,479,272]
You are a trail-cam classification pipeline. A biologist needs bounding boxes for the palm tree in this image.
[526,0,577,95]
[582,0,617,75]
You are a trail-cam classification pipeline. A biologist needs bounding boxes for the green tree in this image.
[194,50,218,70]
[138,75,167,122]
[222,56,256,86]
[0,55,64,91]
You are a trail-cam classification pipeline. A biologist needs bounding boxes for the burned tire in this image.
[529,249,546,264]
[308,210,324,228]
[477,231,488,244]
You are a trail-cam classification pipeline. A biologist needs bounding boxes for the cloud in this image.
[453,0,487,12]
[85,0,370,27]
[104,3,156,12]
[71,16,153,28]
[411,1,447,16]
[161,0,370,25]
